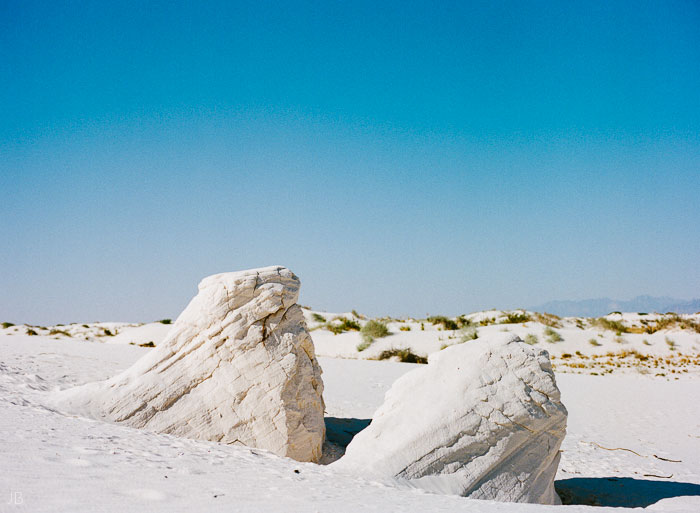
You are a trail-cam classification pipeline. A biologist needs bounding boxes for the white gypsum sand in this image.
[1,328,699,511]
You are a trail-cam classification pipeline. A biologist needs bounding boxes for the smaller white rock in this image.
[333,333,567,504]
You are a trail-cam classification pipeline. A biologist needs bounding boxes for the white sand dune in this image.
[1,327,699,511]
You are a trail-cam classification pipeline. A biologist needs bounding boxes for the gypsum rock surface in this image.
[55,266,325,463]
[333,333,567,504]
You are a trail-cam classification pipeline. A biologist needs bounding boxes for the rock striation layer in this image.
[334,333,567,504]
[56,266,325,462]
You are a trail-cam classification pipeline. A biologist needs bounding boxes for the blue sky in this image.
[1,1,699,323]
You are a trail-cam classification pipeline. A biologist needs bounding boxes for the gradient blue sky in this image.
[1,1,699,324]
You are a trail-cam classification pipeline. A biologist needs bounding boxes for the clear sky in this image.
[1,1,699,324]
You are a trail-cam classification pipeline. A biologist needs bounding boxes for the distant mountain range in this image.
[529,296,700,317]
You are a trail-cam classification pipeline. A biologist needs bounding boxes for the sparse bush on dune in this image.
[591,317,629,333]
[311,313,326,323]
[544,327,563,343]
[399,325,411,331]
[459,326,478,342]
[26,328,38,336]
[501,312,531,324]
[2,322,14,329]
[533,312,562,328]
[357,319,390,351]
[360,320,389,341]
[49,329,71,337]
[427,315,458,331]
[375,348,427,364]
[524,333,538,345]
[158,319,172,325]
[327,317,361,335]
[588,338,601,347]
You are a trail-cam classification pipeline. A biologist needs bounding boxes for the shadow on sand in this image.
[555,477,700,508]
[320,417,371,464]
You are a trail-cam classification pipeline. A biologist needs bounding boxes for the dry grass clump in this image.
[533,312,562,328]
[375,349,427,364]
[327,317,361,335]
[524,333,538,345]
[591,317,630,333]
[500,311,531,324]
[544,326,563,343]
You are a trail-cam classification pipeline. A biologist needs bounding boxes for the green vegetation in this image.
[544,327,563,343]
[26,328,38,336]
[643,339,652,346]
[360,320,390,342]
[376,349,427,364]
[139,341,156,348]
[588,338,601,347]
[459,326,478,342]
[103,328,114,336]
[427,315,458,331]
[311,313,327,323]
[591,317,630,333]
[327,317,361,334]
[351,309,365,319]
[49,329,71,337]
[158,319,172,325]
[356,339,372,352]
[645,314,700,334]
[399,325,411,331]
[665,337,677,350]
[2,322,14,329]
[501,312,531,324]
[533,312,562,328]
[524,333,538,345]
[82,324,89,328]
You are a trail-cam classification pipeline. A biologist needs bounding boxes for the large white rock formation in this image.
[334,333,567,504]
[55,266,325,462]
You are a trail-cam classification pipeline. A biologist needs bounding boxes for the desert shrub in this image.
[456,315,472,328]
[82,324,89,328]
[103,328,114,336]
[327,317,361,335]
[26,328,38,336]
[49,329,71,337]
[459,326,478,342]
[2,322,14,329]
[614,335,626,344]
[479,317,497,326]
[665,337,677,350]
[592,317,629,333]
[544,327,563,343]
[360,320,390,342]
[427,316,458,331]
[610,311,622,315]
[351,309,365,319]
[524,333,538,345]
[588,338,601,346]
[533,312,562,328]
[399,325,411,331]
[643,339,652,346]
[376,349,427,364]
[139,341,155,348]
[501,312,531,324]
[158,319,172,325]
[311,313,326,323]
[356,339,372,352]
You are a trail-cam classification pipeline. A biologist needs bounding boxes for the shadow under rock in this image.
[320,417,371,465]
[555,477,700,508]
